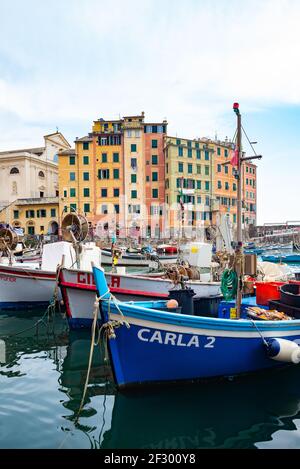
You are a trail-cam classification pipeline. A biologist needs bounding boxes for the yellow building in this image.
[0,197,59,235]
[164,136,214,236]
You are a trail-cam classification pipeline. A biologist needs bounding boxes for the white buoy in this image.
[267,338,300,364]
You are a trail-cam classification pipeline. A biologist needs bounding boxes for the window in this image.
[127,130,132,137]
[69,156,75,165]
[196,149,200,159]
[40,192,44,198]
[225,165,228,174]
[197,181,201,189]
[40,209,46,218]
[205,151,209,160]
[217,148,221,156]
[84,203,90,213]
[188,148,192,158]
[152,189,158,198]
[83,142,89,150]
[83,188,90,197]
[152,172,158,181]
[28,226,35,235]
[114,188,120,197]
[233,183,237,191]
[83,172,89,181]
[225,182,229,190]
[151,139,158,148]
[205,196,210,206]
[13,210,19,219]
[70,188,76,197]
[10,167,19,174]
[56,190,59,196]
[187,140,192,148]
[101,188,107,197]
[246,178,249,185]
[131,144,137,152]
[83,156,89,165]
[152,125,157,133]
[63,190,67,197]
[38,171,45,178]
[218,181,222,189]
[246,166,249,173]
[176,139,181,145]
[113,152,119,162]
[131,174,137,183]
[131,158,137,170]
[217,164,221,172]
[205,166,209,175]
[197,196,201,204]
[224,149,228,157]
[205,181,210,191]
[135,130,140,137]
[178,147,183,157]
[188,164,193,174]
[197,165,201,174]
[131,190,137,199]
[102,153,107,163]
[114,204,120,214]
[70,172,76,181]
[233,214,237,223]
[51,208,56,217]
[113,169,119,179]
[152,155,158,165]
[98,169,110,179]
[178,162,183,173]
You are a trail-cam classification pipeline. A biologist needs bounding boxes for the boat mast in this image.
[233,102,262,319]
[233,102,243,319]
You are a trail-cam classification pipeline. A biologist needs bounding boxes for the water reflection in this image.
[1,310,300,448]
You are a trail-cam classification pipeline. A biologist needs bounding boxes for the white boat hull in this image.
[59,268,221,322]
[0,264,57,308]
[101,250,177,266]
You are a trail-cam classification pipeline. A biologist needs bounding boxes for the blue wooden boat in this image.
[93,265,300,389]
[261,254,300,263]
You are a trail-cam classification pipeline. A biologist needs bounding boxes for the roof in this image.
[15,197,59,206]
[75,136,93,142]
[58,149,76,156]
[0,146,44,156]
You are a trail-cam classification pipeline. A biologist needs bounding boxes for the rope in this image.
[221,269,238,301]
[248,317,268,347]
[74,290,128,423]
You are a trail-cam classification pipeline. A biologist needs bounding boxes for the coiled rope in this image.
[221,269,238,301]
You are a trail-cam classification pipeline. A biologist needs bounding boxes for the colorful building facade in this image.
[164,136,214,236]
[58,113,167,238]
[0,197,59,235]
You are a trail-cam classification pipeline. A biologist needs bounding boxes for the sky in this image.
[0,0,299,225]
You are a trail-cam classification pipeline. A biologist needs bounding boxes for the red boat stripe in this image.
[59,280,168,298]
[0,268,55,280]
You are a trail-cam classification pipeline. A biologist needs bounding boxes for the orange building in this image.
[242,162,257,227]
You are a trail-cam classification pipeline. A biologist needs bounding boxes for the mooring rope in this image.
[75,291,130,423]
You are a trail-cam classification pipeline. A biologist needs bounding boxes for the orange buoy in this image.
[166,299,179,309]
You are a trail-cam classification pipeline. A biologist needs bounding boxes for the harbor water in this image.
[1,308,300,449]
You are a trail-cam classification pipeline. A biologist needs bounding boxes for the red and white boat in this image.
[58,267,221,327]
[0,242,102,309]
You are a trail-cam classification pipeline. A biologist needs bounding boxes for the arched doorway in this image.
[49,221,58,235]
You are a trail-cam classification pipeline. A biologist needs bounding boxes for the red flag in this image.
[230,147,239,167]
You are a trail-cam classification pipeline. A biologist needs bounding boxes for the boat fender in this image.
[266,338,300,364]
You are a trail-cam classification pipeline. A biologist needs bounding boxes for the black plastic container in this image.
[193,295,223,317]
[168,288,196,315]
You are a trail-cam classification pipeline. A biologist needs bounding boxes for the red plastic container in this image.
[255,281,286,306]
